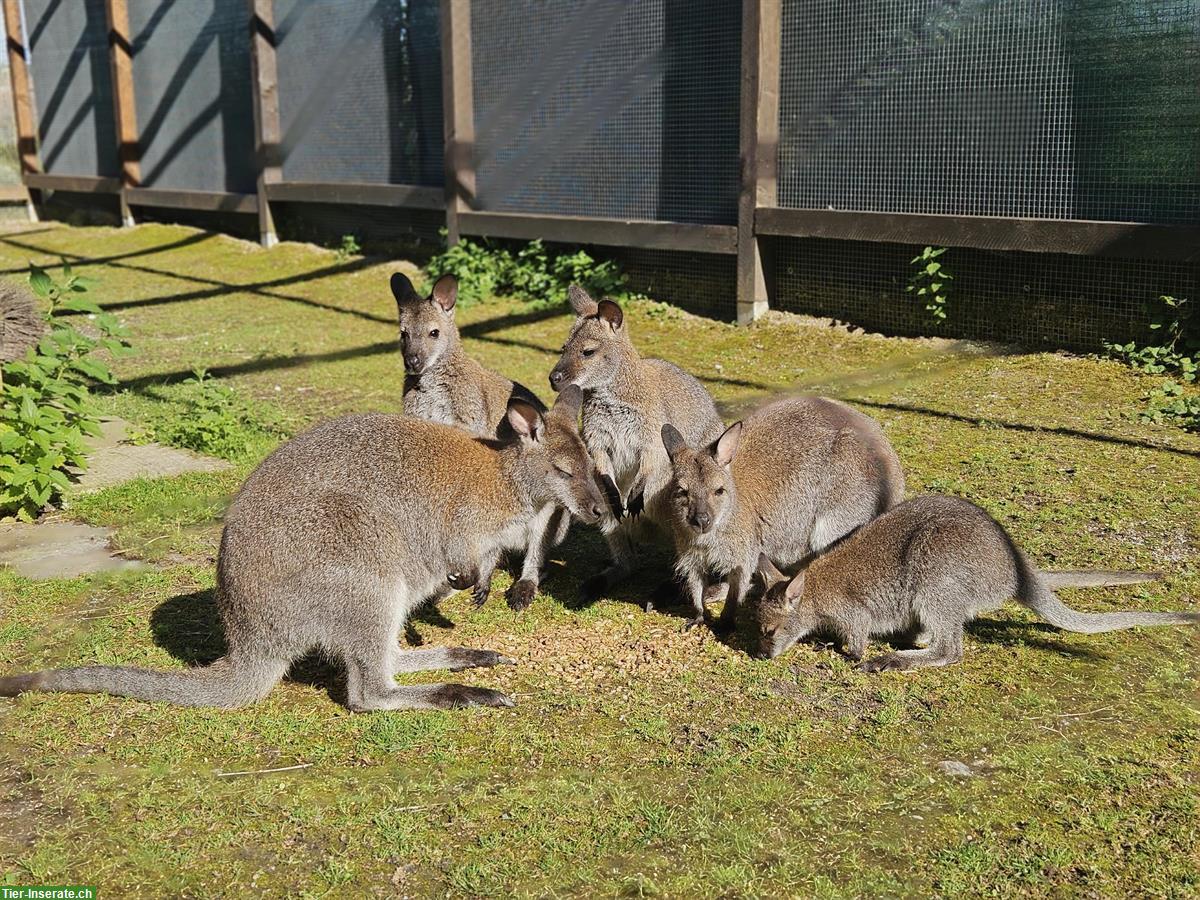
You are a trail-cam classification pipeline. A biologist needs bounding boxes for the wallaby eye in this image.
[582,347,598,358]
[764,626,778,638]
[714,486,726,496]
[673,487,688,499]
[429,329,440,338]
[554,465,573,479]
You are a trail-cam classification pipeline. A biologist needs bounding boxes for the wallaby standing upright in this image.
[393,271,563,609]
[751,494,1191,670]
[661,396,905,630]
[548,286,724,603]
[0,388,606,711]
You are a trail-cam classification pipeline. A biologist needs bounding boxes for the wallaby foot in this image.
[682,614,706,632]
[393,647,516,674]
[506,579,537,611]
[447,567,479,591]
[471,565,497,607]
[858,638,962,673]
[626,489,645,519]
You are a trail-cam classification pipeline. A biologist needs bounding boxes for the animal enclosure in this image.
[4,0,1199,345]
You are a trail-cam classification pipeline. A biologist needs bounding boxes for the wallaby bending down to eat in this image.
[549,285,724,604]
[393,271,564,610]
[0,388,605,711]
[751,494,1191,670]
[661,396,905,630]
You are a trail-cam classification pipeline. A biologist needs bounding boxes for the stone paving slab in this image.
[0,521,144,579]
[70,418,229,495]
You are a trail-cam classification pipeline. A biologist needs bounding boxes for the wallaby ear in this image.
[568,283,599,317]
[756,552,785,587]
[431,274,458,312]
[552,383,583,422]
[506,399,544,443]
[596,299,624,331]
[390,272,419,305]
[712,421,743,468]
[661,423,687,458]
[784,570,806,603]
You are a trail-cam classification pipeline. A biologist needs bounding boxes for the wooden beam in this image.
[754,207,1200,262]
[735,0,781,324]
[4,0,40,220]
[247,0,281,246]
[263,181,444,209]
[104,0,140,226]
[457,210,738,254]
[24,173,121,193]
[440,0,475,245]
[0,183,27,202]
[125,188,259,214]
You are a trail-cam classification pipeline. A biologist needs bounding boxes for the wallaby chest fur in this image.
[751,494,1196,670]
[403,347,543,439]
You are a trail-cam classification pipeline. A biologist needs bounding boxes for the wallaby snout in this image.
[689,509,714,533]
[549,365,569,391]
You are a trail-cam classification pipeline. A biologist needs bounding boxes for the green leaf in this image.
[28,264,53,298]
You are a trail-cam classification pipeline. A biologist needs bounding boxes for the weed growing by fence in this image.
[137,369,290,462]
[907,246,952,323]
[333,234,361,263]
[426,235,626,307]
[1105,295,1199,431]
[0,263,133,520]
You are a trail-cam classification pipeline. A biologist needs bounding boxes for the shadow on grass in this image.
[966,616,1107,661]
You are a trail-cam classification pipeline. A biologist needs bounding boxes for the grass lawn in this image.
[0,222,1197,898]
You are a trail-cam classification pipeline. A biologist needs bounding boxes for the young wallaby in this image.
[393,271,563,609]
[548,285,724,603]
[0,388,605,711]
[661,396,905,630]
[751,494,1191,670]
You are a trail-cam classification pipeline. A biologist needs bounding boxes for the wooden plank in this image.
[735,0,781,324]
[24,173,121,193]
[104,0,140,225]
[125,188,259,214]
[440,0,475,244]
[3,0,38,176]
[754,207,1200,262]
[264,181,445,210]
[247,0,281,246]
[0,183,27,202]
[458,210,738,255]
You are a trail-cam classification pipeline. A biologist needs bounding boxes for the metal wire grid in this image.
[468,0,741,225]
[275,0,443,187]
[272,201,445,250]
[24,0,119,177]
[127,0,257,193]
[769,237,1200,350]
[778,0,1200,226]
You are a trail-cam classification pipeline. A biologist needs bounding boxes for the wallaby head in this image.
[660,421,742,535]
[548,285,631,392]
[751,554,816,659]
[505,384,606,525]
[392,272,459,375]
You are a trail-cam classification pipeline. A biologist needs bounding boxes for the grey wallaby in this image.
[393,271,564,610]
[751,494,1191,670]
[0,387,606,711]
[661,396,905,630]
[548,285,724,603]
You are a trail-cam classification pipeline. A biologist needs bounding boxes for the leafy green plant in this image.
[425,234,626,308]
[1105,295,1199,432]
[907,246,952,323]
[334,233,361,263]
[0,263,133,520]
[141,369,288,461]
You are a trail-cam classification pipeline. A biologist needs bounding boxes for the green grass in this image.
[0,222,1197,898]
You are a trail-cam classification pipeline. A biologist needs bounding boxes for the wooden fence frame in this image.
[4,0,1196,321]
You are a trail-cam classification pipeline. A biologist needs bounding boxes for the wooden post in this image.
[248,0,280,247]
[4,0,40,220]
[440,0,475,246]
[736,0,781,324]
[104,0,140,226]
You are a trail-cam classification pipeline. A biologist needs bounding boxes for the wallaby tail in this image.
[0,654,288,708]
[1037,569,1161,589]
[1017,557,1199,634]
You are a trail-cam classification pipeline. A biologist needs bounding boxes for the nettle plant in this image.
[0,263,132,520]
[1105,295,1199,432]
[907,246,952,323]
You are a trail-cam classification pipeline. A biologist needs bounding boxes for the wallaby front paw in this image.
[579,574,608,605]
[505,579,537,611]
[447,567,479,591]
[857,654,896,673]
[471,581,492,608]
[432,684,515,708]
[682,615,705,632]
[598,473,624,519]
[627,490,645,519]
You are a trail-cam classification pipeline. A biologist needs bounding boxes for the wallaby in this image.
[0,388,606,711]
[661,396,905,630]
[751,494,1190,670]
[548,285,724,603]
[393,271,563,609]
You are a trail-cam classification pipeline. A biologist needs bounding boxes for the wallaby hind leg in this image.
[392,647,516,674]
[345,644,513,712]
[859,627,964,673]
